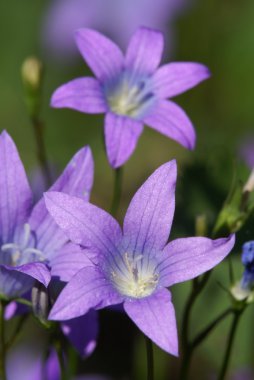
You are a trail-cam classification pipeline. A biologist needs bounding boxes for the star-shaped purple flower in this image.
[0,130,98,358]
[45,160,234,354]
[0,130,94,299]
[51,27,210,168]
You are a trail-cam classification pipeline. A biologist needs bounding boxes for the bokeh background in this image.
[1,0,254,379]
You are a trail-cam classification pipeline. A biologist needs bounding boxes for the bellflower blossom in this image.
[45,160,235,354]
[42,0,190,60]
[0,130,94,299]
[0,130,98,358]
[51,27,210,168]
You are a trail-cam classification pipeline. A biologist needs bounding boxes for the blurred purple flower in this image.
[239,137,254,169]
[7,347,110,380]
[45,160,234,355]
[51,27,210,168]
[42,0,190,61]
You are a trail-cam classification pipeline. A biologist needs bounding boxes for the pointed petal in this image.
[49,266,123,321]
[75,28,124,82]
[50,77,107,114]
[153,62,211,98]
[124,289,178,355]
[159,234,235,287]
[0,131,32,243]
[144,100,196,150]
[44,192,122,258]
[123,161,176,253]
[105,113,143,168]
[61,310,98,358]
[29,146,94,257]
[125,27,164,77]
[50,243,94,282]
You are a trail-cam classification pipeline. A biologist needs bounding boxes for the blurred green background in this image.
[1,0,254,379]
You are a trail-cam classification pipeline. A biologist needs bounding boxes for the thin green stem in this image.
[191,308,232,349]
[217,309,244,380]
[110,167,123,217]
[145,336,154,380]
[0,300,7,380]
[54,340,66,380]
[5,314,28,351]
[31,116,51,188]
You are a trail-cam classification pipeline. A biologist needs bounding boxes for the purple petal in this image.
[29,146,94,258]
[144,100,196,150]
[0,265,34,298]
[50,243,94,282]
[61,310,98,358]
[12,262,51,288]
[153,62,210,98]
[51,77,107,114]
[159,234,235,287]
[49,266,123,321]
[75,28,124,82]
[124,288,178,355]
[0,131,32,243]
[44,192,122,257]
[125,27,164,77]
[104,113,143,168]
[123,161,176,253]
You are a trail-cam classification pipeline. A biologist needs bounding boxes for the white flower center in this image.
[1,223,44,267]
[110,252,159,298]
[105,76,154,118]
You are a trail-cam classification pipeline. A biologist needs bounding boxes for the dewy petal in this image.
[144,99,196,150]
[125,27,164,78]
[104,113,143,168]
[159,234,235,287]
[29,146,94,257]
[74,28,124,82]
[123,161,176,253]
[153,62,211,98]
[61,310,98,358]
[49,266,123,321]
[50,243,94,282]
[124,288,178,355]
[44,192,122,257]
[50,77,107,114]
[0,131,33,243]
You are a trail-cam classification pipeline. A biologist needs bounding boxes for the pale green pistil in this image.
[111,252,159,298]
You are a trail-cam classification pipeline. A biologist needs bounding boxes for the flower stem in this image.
[5,314,28,351]
[54,339,66,380]
[191,307,232,349]
[110,167,123,217]
[145,336,154,380]
[31,116,51,188]
[217,309,244,380]
[0,300,7,380]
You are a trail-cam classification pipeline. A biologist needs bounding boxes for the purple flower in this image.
[45,160,234,355]
[7,347,110,380]
[0,130,98,358]
[51,27,210,168]
[239,137,254,169]
[42,0,190,61]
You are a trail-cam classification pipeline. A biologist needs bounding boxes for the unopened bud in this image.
[21,56,43,118]
[243,168,254,193]
[21,57,43,91]
[32,282,49,324]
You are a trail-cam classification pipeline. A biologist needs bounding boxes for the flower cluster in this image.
[2,22,248,380]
